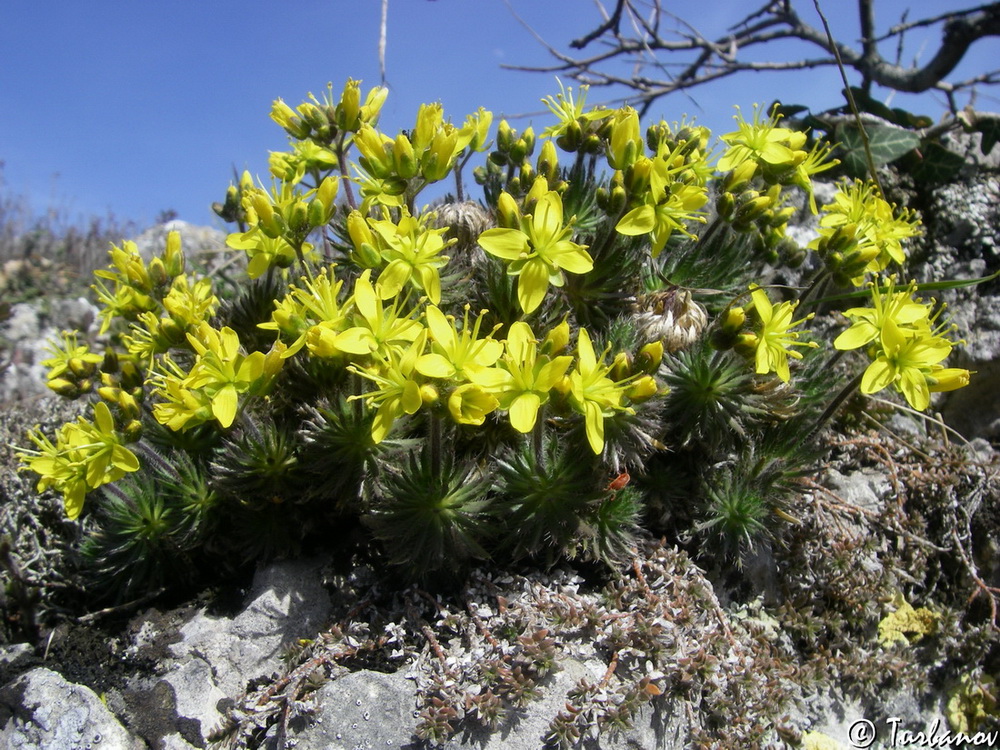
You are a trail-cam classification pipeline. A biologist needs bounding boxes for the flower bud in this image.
[101,350,119,374]
[335,79,362,132]
[733,194,774,228]
[543,319,570,354]
[733,332,759,357]
[496,192,522,229]
[307,198,328,228]
[521,126,535,156]
[609,184,628,215]
[625,158,652,196]
[556,119,583,152]
[164,230,185,277]
[47,377,79,397]
[537,139,558,183]
[626,375,659,401]
[608,107,642,171]
[610,351,631,381]
[634,341,664,374]
[928,368,971,393]
[723,160,757,193]
[518,162,535,186]
[392,133,418,179]
[148,257,169,288]
[715,192,736,220]
[123,419,144,442]
[496,119,514,153]
[287,200,310,234]
[720,306,746,334]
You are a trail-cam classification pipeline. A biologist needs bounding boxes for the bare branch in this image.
[571,0,628,49]
[505,0,1000,112]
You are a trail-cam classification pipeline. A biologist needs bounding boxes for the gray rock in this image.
[126,556,334,745]
[822,468,891,512]
[0,667,143,750]
[131,220,234,276]
[277,669,418,750]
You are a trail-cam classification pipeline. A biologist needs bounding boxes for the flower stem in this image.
[532,407,545,467]
[807,369,863,443]
[428,412,443,478]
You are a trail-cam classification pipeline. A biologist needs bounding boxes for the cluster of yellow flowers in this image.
[19,77,972,525]
[260,262,661,453]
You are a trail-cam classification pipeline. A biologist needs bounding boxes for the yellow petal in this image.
[509,392,541,433]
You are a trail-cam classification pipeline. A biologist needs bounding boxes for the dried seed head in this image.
[432,200,494,251]
[633,288,708,352]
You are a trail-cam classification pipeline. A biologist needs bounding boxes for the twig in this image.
[76,587,166,625]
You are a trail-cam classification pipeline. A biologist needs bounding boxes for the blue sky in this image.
[2,0,995,230]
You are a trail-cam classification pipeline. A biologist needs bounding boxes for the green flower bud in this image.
[123,419,144,443]
[393,133,418,179]
[556,119,583,152]
[47,377,79,397]
[163,230,185,277]
[733,332,758,357]
[609,184,628,215]
[537,139,558,183]
[335,79,362,132]
[715,192,736,220]
[307,198,328,228]
[101,350,119,374]
[288,200,310,234]
[496,192,521,229]
[68,357,95,379]
[497,119,514,153]
[521,126,535,156]
[148,257,169,288]
[596,186,610,211]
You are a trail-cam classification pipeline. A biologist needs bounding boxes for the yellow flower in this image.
[333,270,423,360]
[19,401,140,519]
[814,180,921,277]
[259,267,353,358]
[416,305,504,384]
[184,324,269,428]
[833,276,929,351]
[495,321,572,433]
[369,212,454,304]
[477,190,593,314]
[748,285,817,382]
[540,79,611,139]
[859,319,954,411]
[569,328,634,454]
[448,383,499,426]
[350,331,428,443]
[716,104,805,174]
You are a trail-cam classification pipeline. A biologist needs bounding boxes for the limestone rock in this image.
[0,667,143,750]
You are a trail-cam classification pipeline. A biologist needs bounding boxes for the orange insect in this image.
[605,472,631,492]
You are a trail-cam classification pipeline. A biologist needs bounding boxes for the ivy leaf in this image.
[974,115,1000,155]
[846,87,932,128]
[835,123,920,177]
[906,142,966,183]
